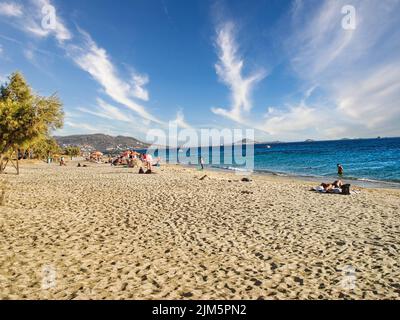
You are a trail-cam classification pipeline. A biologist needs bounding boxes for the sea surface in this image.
[150,137,400,187]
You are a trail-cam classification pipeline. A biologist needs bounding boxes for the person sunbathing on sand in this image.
[111,157,122,166]
[321,180,343,192]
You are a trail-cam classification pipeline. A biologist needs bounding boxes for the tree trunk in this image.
[0,154,4,174]
[0,181,6,206]
[0,148,20,175]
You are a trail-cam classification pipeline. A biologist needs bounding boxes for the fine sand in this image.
[0,160,399,300]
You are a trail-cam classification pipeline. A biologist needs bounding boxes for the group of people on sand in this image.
[321,179,344,191]
[111,152,161,174]
[318,179,351,194]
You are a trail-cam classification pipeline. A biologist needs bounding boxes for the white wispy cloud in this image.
[66,29,161,124]
[77,98,135,123]
[61,109,151,138]
[64,121,99,132]
[1,0,161,132]
[261,104,320,137]
[131,73,149,101]
[304,85,318,99]
[280,0,400,138]
[0,2,22,17]
[29,0,71,42]
[23,48,35,61]
[288,1,354,78]
[211,22,266,123]
[0,0,72,43]
[171,109,192,129]
[336,62,400,131]
[28,1,158,125]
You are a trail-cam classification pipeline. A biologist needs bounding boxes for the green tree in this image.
[0,72,64,173]
[64,146,81,159]
[30,136,61,160]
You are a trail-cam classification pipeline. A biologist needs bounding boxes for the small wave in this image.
[347,177,400,185]
[212,165,254,173]
[254,169,289,176]
[182,162,400,187]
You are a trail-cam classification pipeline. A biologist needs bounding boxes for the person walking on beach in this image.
[199,157,205,170]
[337,164,344,175]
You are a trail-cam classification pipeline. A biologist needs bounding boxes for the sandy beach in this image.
[0,160,399,300]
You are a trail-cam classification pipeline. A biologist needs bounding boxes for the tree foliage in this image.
[64,146,81,158]
[30,136,62,160]
[0,72,64,172]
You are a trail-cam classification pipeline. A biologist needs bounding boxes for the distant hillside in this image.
[260,140,284,145]
[237,138,261,145]
[54,134,149,153]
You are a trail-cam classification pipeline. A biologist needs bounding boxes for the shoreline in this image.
[177,163,400,190]
[8,158,400,190]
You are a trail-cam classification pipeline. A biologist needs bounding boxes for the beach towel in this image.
[312,185,360,195]
[312,186,342,194]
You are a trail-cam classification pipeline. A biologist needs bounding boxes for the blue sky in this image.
[0,0,399,142]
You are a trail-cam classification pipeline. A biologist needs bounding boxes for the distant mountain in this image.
[235,138,261,145]
[260,140,284,144]
[54,134,150,153]
[232,139,285,146]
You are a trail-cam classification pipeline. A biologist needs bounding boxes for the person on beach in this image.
[111,157,120,166]
[321,180,343,191]
[146,154,153,171]
[337,164,344,175]
[199,157,204,170]
[60,156,66,166]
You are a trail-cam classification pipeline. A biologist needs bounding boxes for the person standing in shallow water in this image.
[337,164,344,175]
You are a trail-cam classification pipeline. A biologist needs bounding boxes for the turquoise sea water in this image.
[151,137,400,186]
[251,138,400,184]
